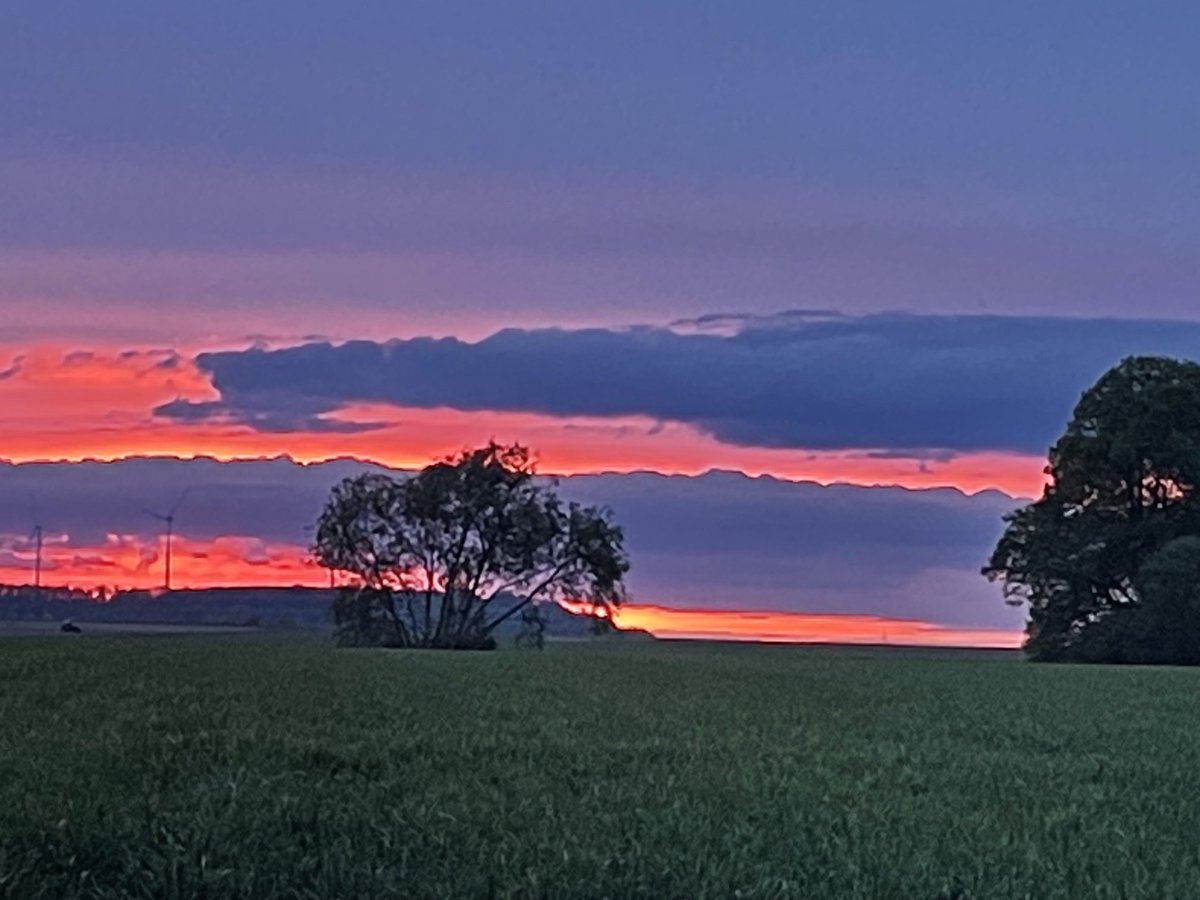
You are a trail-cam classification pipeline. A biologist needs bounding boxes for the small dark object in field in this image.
[60,620,82,634]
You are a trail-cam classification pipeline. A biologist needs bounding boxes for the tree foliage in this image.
[314,443,629,649]
[1125,536,1200,664]
[984,356,1200,662]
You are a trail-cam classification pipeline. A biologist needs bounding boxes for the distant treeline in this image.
[0,585,334,629]
[0,584,634,639]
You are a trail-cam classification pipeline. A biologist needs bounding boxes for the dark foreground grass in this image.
[1,636,1199,899]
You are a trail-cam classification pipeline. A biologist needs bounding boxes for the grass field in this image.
[2,636,1199,899]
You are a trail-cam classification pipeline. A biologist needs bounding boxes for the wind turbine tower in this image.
[30,524,43,589]
[143,488,190,592]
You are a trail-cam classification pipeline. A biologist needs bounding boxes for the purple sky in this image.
[4,2,1200,341]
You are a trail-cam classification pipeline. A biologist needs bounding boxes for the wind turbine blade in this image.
[168,486,192,518]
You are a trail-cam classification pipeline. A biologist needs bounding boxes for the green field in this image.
[1,636,1199,898]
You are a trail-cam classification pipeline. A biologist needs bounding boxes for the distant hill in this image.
[0,584,651,641]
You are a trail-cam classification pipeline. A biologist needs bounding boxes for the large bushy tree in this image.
[984,356,1200,662]
[314,443,629,649]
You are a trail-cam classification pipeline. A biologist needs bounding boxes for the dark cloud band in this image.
[159,312,1200,455]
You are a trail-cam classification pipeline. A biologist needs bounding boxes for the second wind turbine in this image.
[143,488,190,592]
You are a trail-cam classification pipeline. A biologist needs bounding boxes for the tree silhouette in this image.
[314,443,629,649]
[984,356,1200,662]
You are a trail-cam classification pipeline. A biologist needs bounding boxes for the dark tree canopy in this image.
[1126,537,1200,664]
[984,356,1200,663]
[314,443,629,649]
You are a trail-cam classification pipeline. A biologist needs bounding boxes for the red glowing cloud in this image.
[0,344,1044,496]
[0,532,323,592]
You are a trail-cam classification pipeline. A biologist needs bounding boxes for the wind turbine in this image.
[143,488,190,591]
[29,524,43,590]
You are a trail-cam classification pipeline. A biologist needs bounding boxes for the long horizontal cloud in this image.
[159,312,1200,455]
[0,457,1020,629]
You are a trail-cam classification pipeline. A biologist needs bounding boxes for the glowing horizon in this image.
[604,603,1022,649]
[0,532,326,593]
[0,532,1021,649]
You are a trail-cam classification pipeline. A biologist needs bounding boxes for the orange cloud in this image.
[0,344,1045,496]
[595,602,1022,649]
[0,532,325,592]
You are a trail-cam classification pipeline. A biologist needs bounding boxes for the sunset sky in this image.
[4,2,1200,645]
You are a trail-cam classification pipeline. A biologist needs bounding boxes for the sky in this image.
[3,1,1200,644]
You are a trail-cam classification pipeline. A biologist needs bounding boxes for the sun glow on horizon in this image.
[0,530,1023,649]
[589,601,1023,649]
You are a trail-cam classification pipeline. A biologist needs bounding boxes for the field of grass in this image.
[2,636,1199,898]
